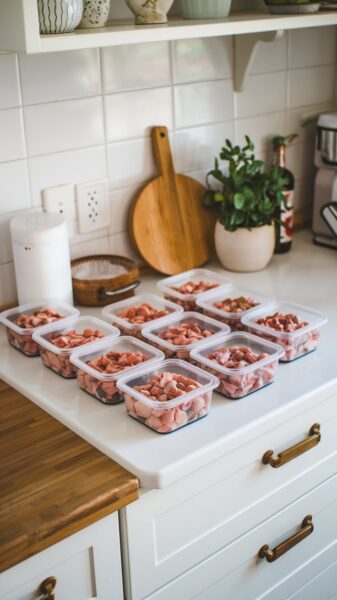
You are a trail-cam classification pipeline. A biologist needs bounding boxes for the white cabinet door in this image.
[0,513,123,600]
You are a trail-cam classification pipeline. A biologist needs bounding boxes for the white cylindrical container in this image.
[10,212,73,305]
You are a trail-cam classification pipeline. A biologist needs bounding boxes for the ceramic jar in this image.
[79,0,111,28]
[124,0,174,24]
[181,0,232,19]
[38,0,83,33]
[214,222,275,272]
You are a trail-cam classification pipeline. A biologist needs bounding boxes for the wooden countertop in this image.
[0,380,139,573]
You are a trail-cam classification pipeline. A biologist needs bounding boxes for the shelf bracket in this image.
[234,30,284,93]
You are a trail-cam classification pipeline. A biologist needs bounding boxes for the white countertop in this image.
[0,231,336,489]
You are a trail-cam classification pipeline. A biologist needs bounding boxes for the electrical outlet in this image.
[76,179,110,234]
[42,183,76,237]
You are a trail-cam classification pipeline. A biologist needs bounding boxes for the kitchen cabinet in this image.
[0,513,124,600]
[0,1,337,91]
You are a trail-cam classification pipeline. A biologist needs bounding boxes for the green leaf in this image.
[234,193,245,210]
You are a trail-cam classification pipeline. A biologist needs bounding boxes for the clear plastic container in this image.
[0,300,80,357]
[191,332,284,399]
[32,316,120,378]
[141,311,230,362]
[241,302,328,362]
[196,286,274,332]
[157,269,231,311]
[70,336,165,405]
[117,359,219,434]
[101,294,183,341]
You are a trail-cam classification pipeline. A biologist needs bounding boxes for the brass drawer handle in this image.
[39,577,57,599]
[259,515,314,563]
[262,424,321,468]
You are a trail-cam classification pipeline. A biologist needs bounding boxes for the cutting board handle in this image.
[152,127,176,181]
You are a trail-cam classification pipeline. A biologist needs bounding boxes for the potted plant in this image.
[204,136,287,272]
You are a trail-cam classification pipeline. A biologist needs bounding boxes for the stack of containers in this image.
[102,294,183,340]
[32,316,120,378]
[196,286,274,331]
[157,269,231,311]
[0,300,79,357]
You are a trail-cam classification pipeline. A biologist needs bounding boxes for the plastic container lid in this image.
[117,359,219,410]
[141,311,230,352]
[157,269,232,302]
[101,294,183,332]
[196,286,275,321]
[190,332,285,376]
[241,301,328,339]
[70,336,165,382]
[0,300,79,336]
[32,316,120,355]
[10,212,68,245]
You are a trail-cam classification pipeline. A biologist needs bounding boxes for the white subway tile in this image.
[0,262,17,305]
[174,79,234,129]
[173,38,233,84]
[0,161,31,216]
[286,106,318,146]
[287,142,316,182]
[290,27,337,69]
[288,65,335,109]
[109,232,140,261]
[104,87,173,142]
[19,50,101,104]
[107,137,156,189]
[109,184,139,234]
[0,213,14,264]
[102,43,171,92]
[236,72,287,119]
[250,33,288,75]
[70,235,110,260]
[0,54,21,109]
[0,109,25,163]
[24,97,104,156]
[28,146,107,207]
[173,121,235,173]
[236,112,286,153]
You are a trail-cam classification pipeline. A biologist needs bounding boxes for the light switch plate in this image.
[42,183,76,237]
[76,179,110,234]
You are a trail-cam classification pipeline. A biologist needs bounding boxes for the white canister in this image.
[10,212,73,305]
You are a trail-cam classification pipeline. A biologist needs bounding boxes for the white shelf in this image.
[0,1,337,55]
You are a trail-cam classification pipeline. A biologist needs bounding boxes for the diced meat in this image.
[13,307,64,329]
[153,322,214,361]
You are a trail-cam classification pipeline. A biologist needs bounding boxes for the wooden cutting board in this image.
[130,126,216,275]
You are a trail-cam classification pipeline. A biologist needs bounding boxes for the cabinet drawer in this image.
[147,474,337,600]
[122,392,337,599]
[0,513,123,600]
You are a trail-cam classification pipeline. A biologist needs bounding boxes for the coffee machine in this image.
[313,112,337,248]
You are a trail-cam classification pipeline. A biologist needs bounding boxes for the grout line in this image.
[98,47,110,183]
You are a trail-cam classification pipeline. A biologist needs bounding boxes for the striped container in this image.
[38,0,83,33]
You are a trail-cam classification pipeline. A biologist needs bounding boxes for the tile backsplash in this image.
[0,26,336,305]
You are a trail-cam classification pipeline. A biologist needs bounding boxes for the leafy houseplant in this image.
[204,137,287,272]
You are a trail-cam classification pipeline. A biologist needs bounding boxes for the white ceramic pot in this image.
[214,221,275,272]
[79,0,111,28]
[38,0,83,33]
[124,0,174,24]
[181,0,232,19]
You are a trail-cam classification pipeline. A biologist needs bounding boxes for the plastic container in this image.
[0,300,79,357]
[157,269,231,312]
[70,336,165,405]
[241,302,328,362]
[117,359,219,434]
[32,316,120,378]
[141,311,230,362]
[197,286,274,331]
[191,332,284,399]
[101,294,183,340]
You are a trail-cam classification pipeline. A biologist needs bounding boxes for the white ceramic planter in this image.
[181,0,232,19]
[79,0,111,28]
[214,221,275,272]
[124,0,174,24]
[38,0,83,33]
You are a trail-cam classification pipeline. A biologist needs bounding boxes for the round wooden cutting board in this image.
[130,126,216,275]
